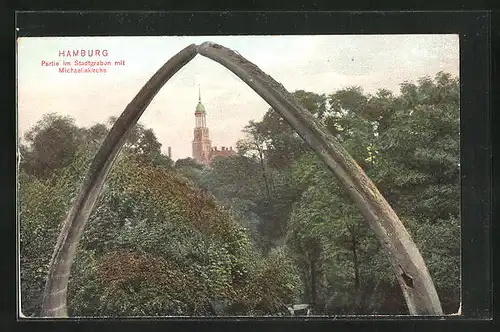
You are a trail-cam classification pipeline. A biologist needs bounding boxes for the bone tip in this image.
[197,41,211,50]
[197,41,222,52]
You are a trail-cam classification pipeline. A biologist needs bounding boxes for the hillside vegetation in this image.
[19,71,460,316]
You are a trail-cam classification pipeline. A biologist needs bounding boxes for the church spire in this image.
[192,84,211,166]
[195,85,206,115]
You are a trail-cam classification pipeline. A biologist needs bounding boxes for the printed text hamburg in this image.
[40,49,126,73]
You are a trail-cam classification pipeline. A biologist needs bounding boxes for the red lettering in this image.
[58,49,110,57]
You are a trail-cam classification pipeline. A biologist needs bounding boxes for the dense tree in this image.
[19,117,300,317]
[20,115,173,180]
[20,71,460,316]
[199,73,460,314]
[372,72,461,312]
[205,91,327,253]
[374,72,460,220]
[174,157,206,187]
[19,113,84,178]
[286,72,460,314]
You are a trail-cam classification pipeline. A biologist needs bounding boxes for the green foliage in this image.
[231,247,301,315]
[20,113,84,178]
[19,71,460,317]
[19,172,69,316]
[374,74,460,220]
[20,115,174,181]
[19,115,298,317]
[198,73,460,314]
[407,215,461,313]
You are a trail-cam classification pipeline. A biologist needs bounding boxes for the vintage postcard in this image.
[16,34,460,318]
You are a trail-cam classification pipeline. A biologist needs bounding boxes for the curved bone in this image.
[41,41,442,317]
[40,44,198,317]
[196,42,442,315]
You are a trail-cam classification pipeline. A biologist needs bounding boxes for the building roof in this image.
[195,86,206,114]
[195,101,206,114]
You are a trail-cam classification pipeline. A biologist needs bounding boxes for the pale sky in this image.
[17,35,459,160]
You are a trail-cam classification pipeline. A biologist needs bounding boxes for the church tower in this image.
[192,86,212,165]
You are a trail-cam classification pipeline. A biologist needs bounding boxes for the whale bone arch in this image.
[40,42,443,317]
